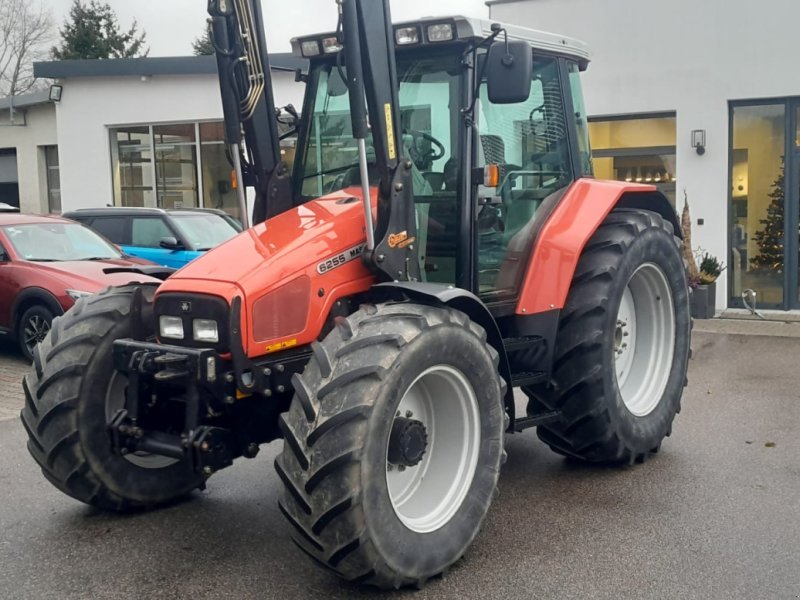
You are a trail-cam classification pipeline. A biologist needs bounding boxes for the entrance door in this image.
[729,100,800,310]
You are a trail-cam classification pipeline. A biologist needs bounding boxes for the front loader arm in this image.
[339,0,421,282]
[208,0,292,226]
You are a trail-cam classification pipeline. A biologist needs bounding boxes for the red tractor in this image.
[21,0,690,589]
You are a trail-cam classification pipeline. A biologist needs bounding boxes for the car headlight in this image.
[66,289,93,301]
[159,315,184,340]
[192,318,219,343]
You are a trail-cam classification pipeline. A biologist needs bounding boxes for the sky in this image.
[46,0,488,57]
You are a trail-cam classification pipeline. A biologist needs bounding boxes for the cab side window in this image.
[475,55,573,300]
[131,217,174,248]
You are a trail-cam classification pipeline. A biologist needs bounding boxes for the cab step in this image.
[510,371,548,387]
[513,410,562,432]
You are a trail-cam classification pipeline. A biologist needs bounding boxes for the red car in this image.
[0,213,167,360]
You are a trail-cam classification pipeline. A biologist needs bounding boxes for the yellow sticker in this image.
[235,389,251,400]
[265,338,298,354]
[384,103,396,160]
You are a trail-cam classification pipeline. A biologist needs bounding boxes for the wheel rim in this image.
[23,315,50,354]
[614,263,676,417]
[105,371,178,469]
[386,365,480,534]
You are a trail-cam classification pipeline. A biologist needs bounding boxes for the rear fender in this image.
[515,179,679,315]
[372,282,514,419]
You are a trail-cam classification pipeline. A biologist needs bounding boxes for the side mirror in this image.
[486,40,533,104]
[159,236,183,250]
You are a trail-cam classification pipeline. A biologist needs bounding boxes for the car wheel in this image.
[18,305,54,362]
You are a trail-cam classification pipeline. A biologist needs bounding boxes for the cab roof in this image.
[292,15,591,65]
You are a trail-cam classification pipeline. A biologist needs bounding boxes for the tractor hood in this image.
[157,189,377,357]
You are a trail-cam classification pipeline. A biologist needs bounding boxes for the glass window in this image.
[199,123,241,222]
[2,223,120,261]
[110,126,154,207]
[131,217,174,248]
[730,103,786,308]
[89,216,127,244]
[153,124,199,209]
[298,56,462,284]
[567,62,592,176]
[44,146,61,213]
[170,213,239,251]
[475,55,572,299]
[589,115,677,206]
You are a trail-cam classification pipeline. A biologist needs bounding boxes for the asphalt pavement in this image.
[0,332,799,600]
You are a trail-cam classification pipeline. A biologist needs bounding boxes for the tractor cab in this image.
[291,17,594,300]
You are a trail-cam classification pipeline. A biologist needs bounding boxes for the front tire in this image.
[276,303,506,589]
[20,285,203,510]
[526,208,691,464]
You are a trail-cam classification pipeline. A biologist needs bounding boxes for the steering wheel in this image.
[405,129,446,170]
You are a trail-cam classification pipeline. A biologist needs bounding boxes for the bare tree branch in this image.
[0,0,55,97]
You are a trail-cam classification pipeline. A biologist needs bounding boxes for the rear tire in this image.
[275,302,506,589]
[20,285,203,510]
[526,209,690,464]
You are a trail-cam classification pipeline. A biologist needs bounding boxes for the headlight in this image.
[300,40,320,57]
[192,318,219,343]
[395,26,420,45]
[66,289,93,301]
[427,23,454,42]
[159,315,184,340]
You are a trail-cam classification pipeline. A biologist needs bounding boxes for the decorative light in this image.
[691,129,706,155]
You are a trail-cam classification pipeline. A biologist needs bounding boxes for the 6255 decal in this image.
[316,243,366,274]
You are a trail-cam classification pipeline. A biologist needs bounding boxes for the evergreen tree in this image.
[192,26,214,56]
[51,1,148,60]
[750,159,785,272]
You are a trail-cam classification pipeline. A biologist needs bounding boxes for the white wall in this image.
[55,70,302,214]
[491,0,800,309]
[0,103,58,213]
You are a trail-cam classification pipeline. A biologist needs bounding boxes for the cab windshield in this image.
[298,54,462,202]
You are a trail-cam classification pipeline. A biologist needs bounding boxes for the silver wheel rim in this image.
[24,315,50,354]
[386,365,480,534]
[105,372,178,469]
[614,263,676,417]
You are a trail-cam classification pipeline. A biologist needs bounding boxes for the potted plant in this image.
[690,251,725,319]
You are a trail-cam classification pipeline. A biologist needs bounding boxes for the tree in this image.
[192,26,214,56]
[51,1,148,60]
[0,0,54,97]
[751,159,785,272]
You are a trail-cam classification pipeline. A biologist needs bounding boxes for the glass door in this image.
[729,102,787,309]
[790,102,800,309]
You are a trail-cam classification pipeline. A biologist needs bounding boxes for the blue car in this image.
[63,207,242,269]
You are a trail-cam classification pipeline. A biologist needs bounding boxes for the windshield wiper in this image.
[26,258,60,262]
[80,256,117,261]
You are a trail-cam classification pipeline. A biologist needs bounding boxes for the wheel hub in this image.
[387,416,428,467]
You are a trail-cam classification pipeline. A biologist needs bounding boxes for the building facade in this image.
[33,55,304,223]
[0,92,59,214]
[490,0,800,311]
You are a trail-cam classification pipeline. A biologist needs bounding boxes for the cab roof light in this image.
[321,36,342,54]
[426,23,454,42]
[395,26,420,45]
[300,39,321,57]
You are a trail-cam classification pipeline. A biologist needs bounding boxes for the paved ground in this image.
[0,342,28,421]
[1,331,799,599]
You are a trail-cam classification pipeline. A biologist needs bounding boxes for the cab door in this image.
[473,54,575,302]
